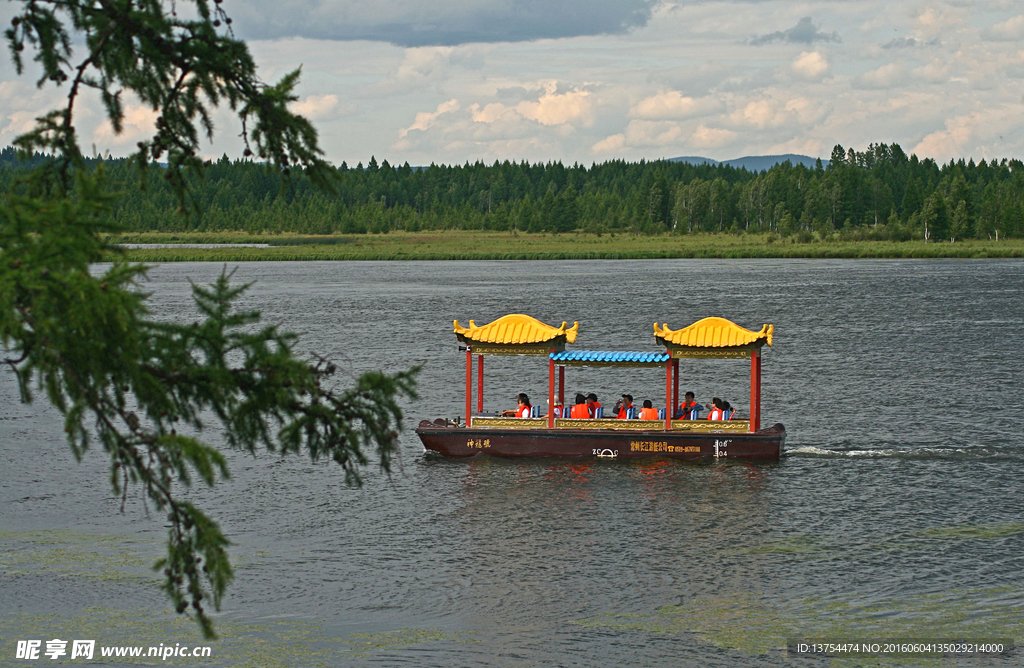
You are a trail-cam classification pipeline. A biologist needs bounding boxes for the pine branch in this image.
[1,0,414,640]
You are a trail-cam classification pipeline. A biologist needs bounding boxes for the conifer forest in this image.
[3,143,1022,241]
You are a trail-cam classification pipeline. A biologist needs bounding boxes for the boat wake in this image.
[786,444,1023,461]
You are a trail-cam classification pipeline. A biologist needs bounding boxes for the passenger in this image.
[706,397,725,421]
[677,391,702,420]
[614,394,635,419]
[721,400,733,420]
[638,399,660,420]
[546,395,564,418]
[569,393,592,419]
[586,393,602,418]
[501,393,532,418]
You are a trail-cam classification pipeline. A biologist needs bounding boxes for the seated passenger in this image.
[546,396,564,418]
[614,394,635,419]
[677,391,702,420]
[586,393,602,418]
[706,397,725,421]
[638,399,659,420]
[721,400,734,420]
[501,393,533,418]
[569,393,592,419]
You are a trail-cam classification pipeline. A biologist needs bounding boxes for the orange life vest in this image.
[570,403,591,419]
[516,404,531,418]
[707,408,724,421]
[639,407,659,420]
[617,404,633,419]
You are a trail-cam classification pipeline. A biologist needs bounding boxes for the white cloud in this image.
[767,136,824,157]
[912,114,978,160]
[290,94,344,120]
[912,6,964,40]
[592,133,626,154]
[393,47,454,84]
[690,124,736,149]
[6,0,1024,166]
[93,105,159,146]
[855,63,907,89]
[591,118,701,153]
[469,102,511,123]
[622,120,685,146]
[631,91,716,119]
[0,81,65,144]
[733,99,776,128]
[982,14,1024,41]
[791,51,829,79]
[398,99,460,139]
[730,96,826,129]
[515,83,593,126]
[0,110,42,143]
[911,58,951,83]
[370,46,459,96]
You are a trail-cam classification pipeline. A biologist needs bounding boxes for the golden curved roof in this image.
[654,317,773,349]
[454,314,579,346]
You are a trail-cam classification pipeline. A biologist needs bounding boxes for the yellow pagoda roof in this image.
[654,317,773,350]
[454,314,579,348]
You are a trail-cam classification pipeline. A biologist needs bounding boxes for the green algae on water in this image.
[0,530,159,584]
[0,608,342,668]
[573,587,1024,667]
[746,522,1024,561]
[913,522,1024,541]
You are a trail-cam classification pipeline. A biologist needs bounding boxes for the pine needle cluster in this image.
[2,0,418,638]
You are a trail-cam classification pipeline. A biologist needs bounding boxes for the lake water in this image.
[2,259,1023,666]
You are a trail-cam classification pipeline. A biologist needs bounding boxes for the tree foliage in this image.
[4,143,1020,240]
[1,0,417,638]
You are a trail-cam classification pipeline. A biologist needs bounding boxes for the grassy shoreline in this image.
[108,231,1024,261]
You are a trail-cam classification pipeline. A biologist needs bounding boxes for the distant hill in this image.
[669,153,824,171]
[666,155,719,167]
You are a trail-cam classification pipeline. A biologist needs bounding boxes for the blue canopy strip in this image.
[549,350,670,367]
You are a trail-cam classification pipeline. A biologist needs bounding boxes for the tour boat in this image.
[415,314,786,460]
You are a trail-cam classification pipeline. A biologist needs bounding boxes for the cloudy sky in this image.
[2,0,1023,166]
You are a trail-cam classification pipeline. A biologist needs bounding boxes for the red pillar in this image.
[465,347,472,427]
[672,358,679,416]
[664,355,673,430]
[548,353,556,429]
[477,354,484,415]
[750,349,762,432]
[558,365,564,406]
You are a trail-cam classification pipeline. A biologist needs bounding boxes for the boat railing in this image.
[672,419,750,432]
[470,415,752,432]
[469,416,548,429]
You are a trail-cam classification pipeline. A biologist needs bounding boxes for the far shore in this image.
[106,231,1024,262]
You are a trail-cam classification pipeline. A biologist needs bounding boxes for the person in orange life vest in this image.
[546,395,564,418]
[586,393,601,417]
[569,393,592,419]
[677,391,703,420]
[614,394,634,419]
[638,399,660,420]
[706,397,725,421]
[501,393,532,417]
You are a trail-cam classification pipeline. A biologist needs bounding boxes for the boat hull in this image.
[415,420,786,460]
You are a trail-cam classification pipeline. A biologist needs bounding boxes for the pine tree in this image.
[922,191,951,241]
[2,0,418,639]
